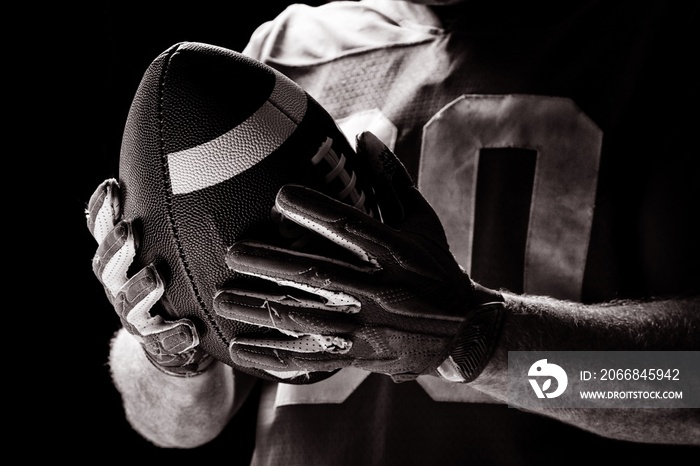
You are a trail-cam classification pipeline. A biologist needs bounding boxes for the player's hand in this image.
[87,179,213,377]
[214,132,505,383]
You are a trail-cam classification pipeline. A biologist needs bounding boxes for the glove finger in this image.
[214,288,357,334]
[86,178,121,244]
[234,334,352,354]
[355,131,411,227]
[275,184,398,263]
[232,329,450,377]
[274,186,457,300]
[92,220,137,296]
[356,132,450,247]
[276,185,448,274]
[230,341,352,373]
[226,241,364,309]
[115,265,199,354]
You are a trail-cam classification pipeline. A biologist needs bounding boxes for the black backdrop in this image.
[47,1,325,461]
[20,1,700,461]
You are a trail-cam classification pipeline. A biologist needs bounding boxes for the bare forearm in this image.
[469,293,700,444]
[109,328,249,448]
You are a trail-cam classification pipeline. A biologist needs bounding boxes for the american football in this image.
[118,41,377,376]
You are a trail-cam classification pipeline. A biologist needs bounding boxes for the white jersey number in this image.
[419,94,602,301]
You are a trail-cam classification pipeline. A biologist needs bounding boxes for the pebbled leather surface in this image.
[118,42,375,379]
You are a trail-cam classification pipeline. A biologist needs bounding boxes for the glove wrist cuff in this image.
[438,283,505,383]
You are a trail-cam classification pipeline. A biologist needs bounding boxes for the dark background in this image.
[30,1,697,461]
[41,1,324,461]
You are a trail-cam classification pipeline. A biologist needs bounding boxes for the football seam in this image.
[158,44,229,348]
[268,88,304,126]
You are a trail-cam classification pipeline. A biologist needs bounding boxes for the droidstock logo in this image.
[528,359,568,399]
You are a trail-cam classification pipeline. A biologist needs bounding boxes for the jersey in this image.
[236,1,698,464]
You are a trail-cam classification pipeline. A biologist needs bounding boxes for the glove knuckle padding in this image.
[142,319,198,354]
